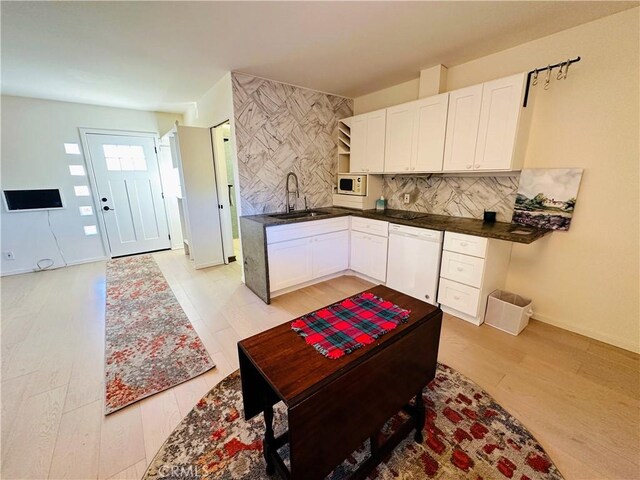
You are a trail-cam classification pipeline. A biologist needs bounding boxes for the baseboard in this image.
[532,312,640,354]
[194,260,225,269]
[270,270,350,298]
[440,305,483,326]
[0,255,109,277]
[346,271,385,285]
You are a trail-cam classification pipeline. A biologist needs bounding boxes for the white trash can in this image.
[484,290,533,336]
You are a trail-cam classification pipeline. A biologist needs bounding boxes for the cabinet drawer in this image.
[443,232,487,258]
[267,217,349,244]
[440,250,484,288]
[350,217,389,237]
[437,278,480,317]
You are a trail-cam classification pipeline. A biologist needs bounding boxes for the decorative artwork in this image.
[513,168,583,231]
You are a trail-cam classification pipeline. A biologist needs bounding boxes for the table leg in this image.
[263,405,275,475]
[414,388,424,443]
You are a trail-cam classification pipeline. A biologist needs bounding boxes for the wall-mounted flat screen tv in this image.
[3,189,64,211]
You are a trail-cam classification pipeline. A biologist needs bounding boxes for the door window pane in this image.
[103,144,148,171]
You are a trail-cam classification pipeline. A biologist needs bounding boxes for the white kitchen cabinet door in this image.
[366,110,387,173]
[474,73,526,171]
[349,231,369,274]
[268,238,313,291]
[349,114,368,173]
[414,93,449,172]
[367,234,389,282]
[384,103,416,173]
[443,84,483,172]
[350,231,388,282]
[312,230,349,278]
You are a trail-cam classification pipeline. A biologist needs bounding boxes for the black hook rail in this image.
[523,56,581,107]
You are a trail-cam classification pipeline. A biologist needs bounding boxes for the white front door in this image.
[86,133,171,257]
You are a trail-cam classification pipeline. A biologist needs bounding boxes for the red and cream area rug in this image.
[105,255,215,414]
[144,364,563,479]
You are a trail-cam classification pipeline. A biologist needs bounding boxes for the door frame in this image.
[79,128,167,258]
[210,120,240,263]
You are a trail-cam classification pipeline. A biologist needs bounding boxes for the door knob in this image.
[101,197,108,202]
[103,206,112,211]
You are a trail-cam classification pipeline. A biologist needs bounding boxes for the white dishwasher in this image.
[386,224,443,305]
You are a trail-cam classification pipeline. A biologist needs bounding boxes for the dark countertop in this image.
[241,207,551,244]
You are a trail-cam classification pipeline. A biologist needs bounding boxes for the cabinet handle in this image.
[405,167,409,171]
[457,266,464,272]
[474,164,481,169]
[466,165,472,169]
[453,295,461,300]
[460,242,468,247]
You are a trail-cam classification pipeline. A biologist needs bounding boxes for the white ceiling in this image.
[1,1,636,113]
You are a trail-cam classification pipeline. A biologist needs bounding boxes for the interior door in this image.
[86,133,170,257]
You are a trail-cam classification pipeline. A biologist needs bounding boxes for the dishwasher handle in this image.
[389,230,441,242]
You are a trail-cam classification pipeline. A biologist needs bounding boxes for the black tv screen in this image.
[4,189,64,211]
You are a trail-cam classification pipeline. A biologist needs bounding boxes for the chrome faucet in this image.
[285,172,299,212]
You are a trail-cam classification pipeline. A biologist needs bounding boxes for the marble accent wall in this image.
[232,73,353,215]
[383,175,520,222]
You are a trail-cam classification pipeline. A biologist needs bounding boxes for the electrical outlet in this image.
[403,193,411,204]
[3,251,15,261]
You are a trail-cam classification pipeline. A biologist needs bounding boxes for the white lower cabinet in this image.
[349,219,389,282]
[312,230,349,278]
[267,219,350,294]
[437,232,512,325]
[268,237,314,292]
[438,278,481,317]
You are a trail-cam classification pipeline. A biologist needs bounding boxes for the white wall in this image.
[0,95,182,275]
[354,78,420,115]
[352,8,640,352]
[183,73,242,262]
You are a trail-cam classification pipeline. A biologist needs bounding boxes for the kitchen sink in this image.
[268,210,331,220]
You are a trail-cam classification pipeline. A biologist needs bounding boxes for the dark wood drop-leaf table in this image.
[238,285,443,480]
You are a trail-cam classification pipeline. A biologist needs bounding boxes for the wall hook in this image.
[532,69,539,86]
[544,65,552,90]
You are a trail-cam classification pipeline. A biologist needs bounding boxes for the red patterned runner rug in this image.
[143,364,564,480]
[104,254,215,414]
[291,292,411,359]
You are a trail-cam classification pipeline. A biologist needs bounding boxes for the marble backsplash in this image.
[383,175,520,222]
[232,73,353,215]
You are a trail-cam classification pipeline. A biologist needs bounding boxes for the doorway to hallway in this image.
[211,121,241,261]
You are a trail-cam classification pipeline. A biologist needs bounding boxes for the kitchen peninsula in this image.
[240,207,550,310]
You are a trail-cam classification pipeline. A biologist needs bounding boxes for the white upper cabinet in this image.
[349,109,386,173]
[474,73,527,171]
[348,72,528,175]
[414,94,449,172]
[349,115,368,173]
[384,103,416,173]
[443,84,483,172]
[384,93,449,173]
[443,73,528,172]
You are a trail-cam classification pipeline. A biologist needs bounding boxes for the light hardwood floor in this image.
[1,250,638,479]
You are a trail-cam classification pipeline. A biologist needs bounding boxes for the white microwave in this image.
[337,174,367,196]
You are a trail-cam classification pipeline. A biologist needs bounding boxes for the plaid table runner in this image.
[291,292,411,359]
